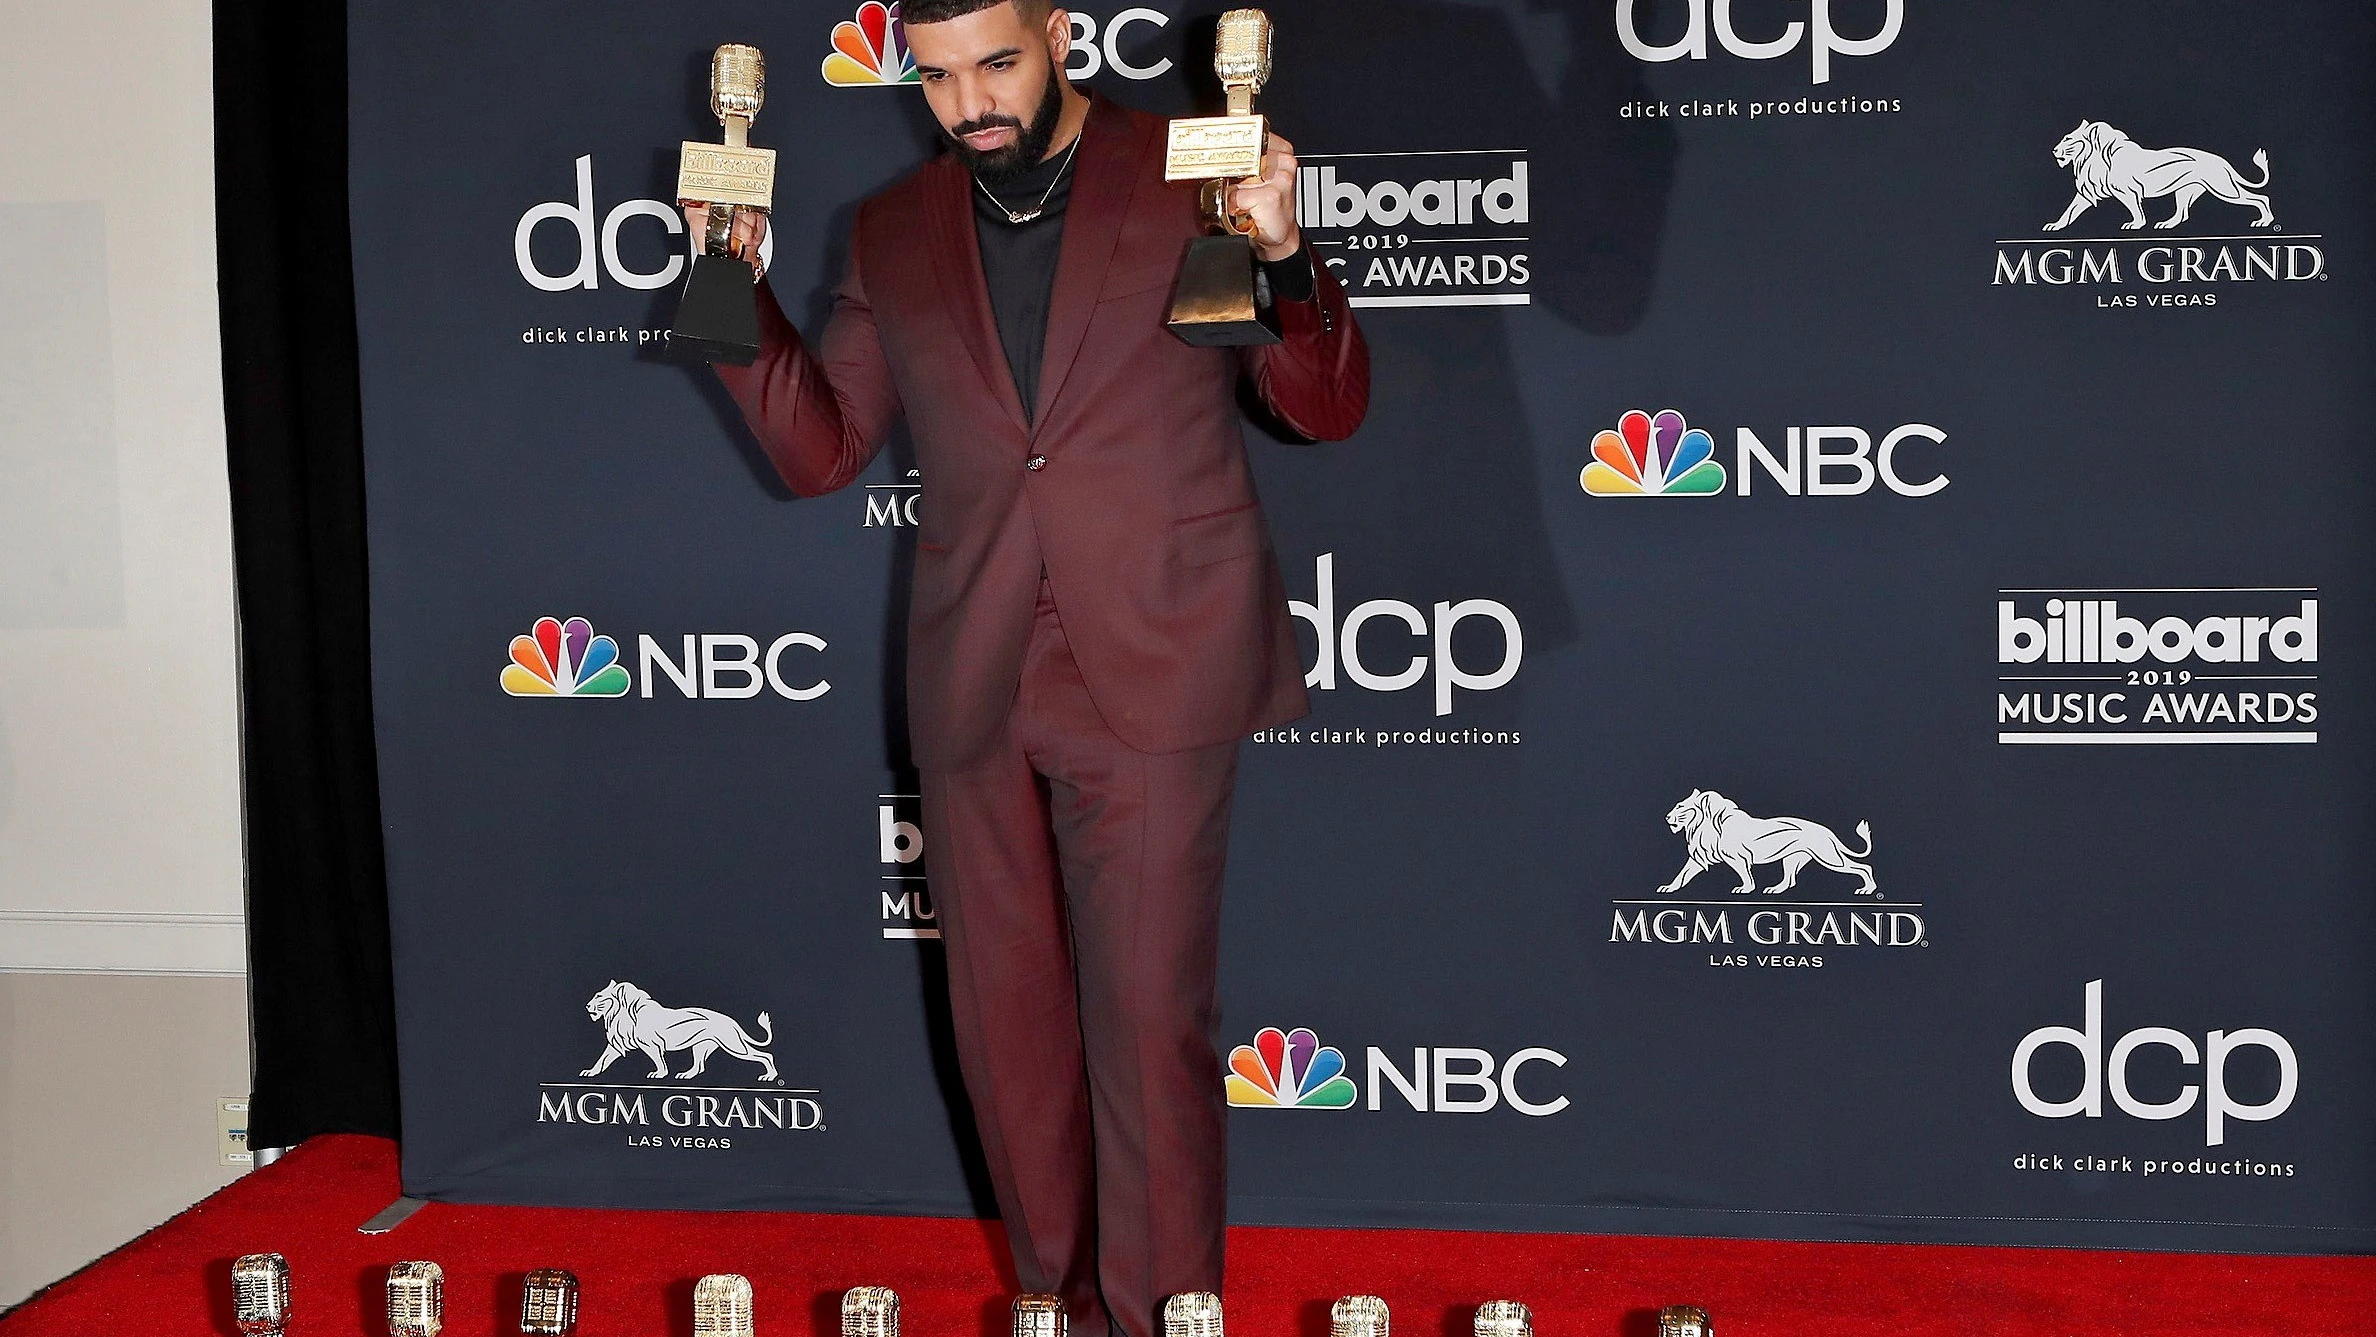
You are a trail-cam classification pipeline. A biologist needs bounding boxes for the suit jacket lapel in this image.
[1032,93,1148,430]
[922,155,1031,436]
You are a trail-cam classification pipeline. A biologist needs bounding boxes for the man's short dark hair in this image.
[902,0,1053,25]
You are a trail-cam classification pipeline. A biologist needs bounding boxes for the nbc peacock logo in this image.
[1580,409,1726,497]
[501,616,632,698]
[823,2,919,86]
[1225,1026,1357,1109]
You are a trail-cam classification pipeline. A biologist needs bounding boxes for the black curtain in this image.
[215,0,401,1146]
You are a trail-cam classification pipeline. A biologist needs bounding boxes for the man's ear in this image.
[1046,7,1072,68]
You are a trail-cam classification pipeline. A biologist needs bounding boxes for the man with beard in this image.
[680,3,1368,1335]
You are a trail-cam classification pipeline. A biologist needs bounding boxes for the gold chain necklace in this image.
[973,132,1082,225]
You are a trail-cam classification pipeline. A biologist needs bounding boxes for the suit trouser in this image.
[919,578,1240,1337]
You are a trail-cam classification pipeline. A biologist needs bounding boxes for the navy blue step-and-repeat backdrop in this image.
[349,1,2376,1252]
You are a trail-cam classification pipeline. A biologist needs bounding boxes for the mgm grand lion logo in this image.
[579,980,778,1082]
[2042,120,2277,233]
[1655,789,1877,898]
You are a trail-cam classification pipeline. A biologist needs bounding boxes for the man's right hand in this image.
[681,203,769,274]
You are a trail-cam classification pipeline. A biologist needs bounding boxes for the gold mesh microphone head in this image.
[694,1275,755,1337]
[1473,1301,1531,1337]
[1213,10,1272,89]
[386,1262,445,1337]
[231,1254,291,1337]
[521,1270,581,1336]
[1655,1307,1713,1337]
[710,44,766,123]
[1331,1296,1389,1337]
[841,1286,900,1337]
[1163,1293,1225,1337]
[1012,1295,1067,1337]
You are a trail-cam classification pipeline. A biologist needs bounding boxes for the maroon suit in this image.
[716,90,1368,1337]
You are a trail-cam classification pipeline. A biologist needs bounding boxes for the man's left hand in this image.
[1230,132,1303,263]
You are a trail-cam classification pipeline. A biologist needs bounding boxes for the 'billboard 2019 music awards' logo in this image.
[1995,588,2320,744]
[878,793,937,940]
[1300,154,1532,309]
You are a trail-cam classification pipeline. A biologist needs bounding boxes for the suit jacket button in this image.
[1025,454,1047,471]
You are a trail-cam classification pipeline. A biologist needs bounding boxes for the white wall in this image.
[0,0,254,1309]
[0,975,252,1308]
[0,0,246,975]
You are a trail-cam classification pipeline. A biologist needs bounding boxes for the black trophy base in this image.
[1165,235,1283,347]
[670,252,761,366]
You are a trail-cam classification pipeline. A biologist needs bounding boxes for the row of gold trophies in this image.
[230,1256,1716,1337]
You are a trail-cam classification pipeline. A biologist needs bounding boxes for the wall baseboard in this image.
[0,909,246,975]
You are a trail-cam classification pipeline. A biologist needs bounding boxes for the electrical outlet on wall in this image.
[217,1097,251,1167]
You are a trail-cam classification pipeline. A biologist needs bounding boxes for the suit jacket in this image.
[716,91,1371,770]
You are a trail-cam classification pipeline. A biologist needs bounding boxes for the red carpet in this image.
[5,1137,2369,1337]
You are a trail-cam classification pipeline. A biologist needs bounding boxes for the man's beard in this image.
[946,64,1066,184]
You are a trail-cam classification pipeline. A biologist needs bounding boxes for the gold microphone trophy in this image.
[386,1262,446,1337]
[1163,9,1283,347]
[842,1286,900,1337]
[230,1253,291,1337]
[1330,1296,1390,1337]
[694,1274,756,1337]
[673,44,778,365]
[1162,1292,1226,1337]
[520,1270,582,1337]
[1012,1295,1068,1337]
[1472,1301,1532,1337]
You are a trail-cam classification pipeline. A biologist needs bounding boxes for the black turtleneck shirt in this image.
[970,130,1317,425]
[971,143,1076,425]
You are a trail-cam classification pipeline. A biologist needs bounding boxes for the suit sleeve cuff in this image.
[1259,246,1317,304]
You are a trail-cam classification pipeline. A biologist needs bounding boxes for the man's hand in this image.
[681,203,770,278]
[1229,131,1302,263]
